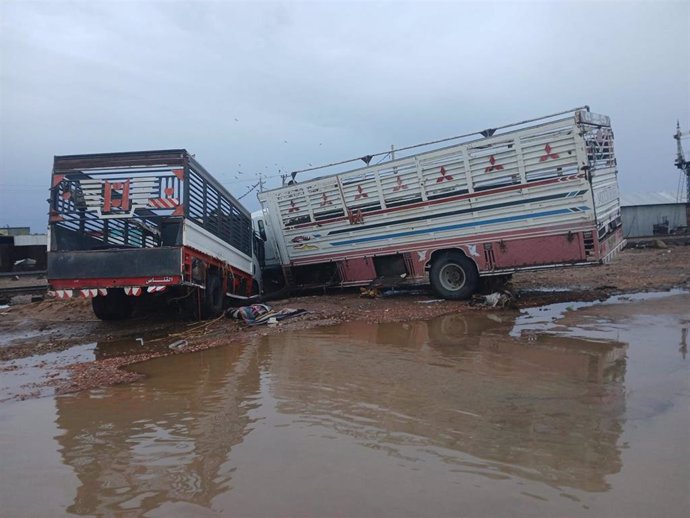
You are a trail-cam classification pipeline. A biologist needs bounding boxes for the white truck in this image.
[48,150,260,319]
[256,107,625,299]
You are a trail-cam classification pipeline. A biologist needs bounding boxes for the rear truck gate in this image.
[47,150,259,320]
[258,106,625,299]
[576,111,626,262]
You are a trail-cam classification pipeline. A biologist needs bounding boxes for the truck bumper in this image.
[48,247,182,289]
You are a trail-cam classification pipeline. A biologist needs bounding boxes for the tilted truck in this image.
[256,107,625,299]
[47,150,259,319]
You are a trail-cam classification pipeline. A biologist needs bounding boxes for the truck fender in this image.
[426,247,481,273]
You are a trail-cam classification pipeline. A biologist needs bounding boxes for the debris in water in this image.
[360,287,380,298]
[381,288,427,297]
[168,339,188,350]
[471,291,516,309]
[680,327,687,359]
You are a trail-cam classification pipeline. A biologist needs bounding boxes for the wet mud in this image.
[0,292,688,517]
[0,246,689,401]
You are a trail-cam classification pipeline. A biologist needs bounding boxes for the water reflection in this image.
[54,343,265,516]
[265,313,627,492]
[53,310,629,515]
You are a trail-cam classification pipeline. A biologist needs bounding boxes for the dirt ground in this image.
[1,245,688,400]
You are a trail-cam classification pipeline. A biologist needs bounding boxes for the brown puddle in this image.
[0,333,177,401]
[1,293,688,517]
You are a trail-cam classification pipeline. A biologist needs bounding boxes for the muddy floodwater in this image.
[1,293,689,517]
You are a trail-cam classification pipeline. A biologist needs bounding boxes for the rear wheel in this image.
[429,251,479,300]
[202,273,224,318]
[91,288,134,320]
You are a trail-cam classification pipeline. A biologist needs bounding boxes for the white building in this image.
[620,192,688,238]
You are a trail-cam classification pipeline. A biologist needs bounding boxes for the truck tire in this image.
[202,273,223,318]
[429,251,479,300]
[91,288,134,320]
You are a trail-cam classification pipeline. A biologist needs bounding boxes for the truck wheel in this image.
[202,273,224,318]
[430,251,479,300]
[91,288,134,320]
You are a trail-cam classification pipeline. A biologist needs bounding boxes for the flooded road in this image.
[1,293,688,517]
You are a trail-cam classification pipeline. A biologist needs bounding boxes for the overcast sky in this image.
[1,0,688,232]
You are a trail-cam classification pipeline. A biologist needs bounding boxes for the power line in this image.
[237,181,261,201]
[374,152,391,165]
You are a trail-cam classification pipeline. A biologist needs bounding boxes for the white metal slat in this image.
[277,187,310,225]
[282,177,584,248]
[380,165,421,201]
[341,177,381,208]
[260,118,579,203]
[307,180,344,219]
[521,132,576,161]
[260,114,610,263]
[469,145,520,191]
[306,184,334,220]
[421,158,468,197]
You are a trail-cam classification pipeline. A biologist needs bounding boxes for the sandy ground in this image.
[1,245,688,400]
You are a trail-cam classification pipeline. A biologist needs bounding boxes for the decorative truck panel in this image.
[258,108,625,297]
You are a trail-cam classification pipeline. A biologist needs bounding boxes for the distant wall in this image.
[0,227,31,236]
[14,235,47,247]
[621,204,688,238]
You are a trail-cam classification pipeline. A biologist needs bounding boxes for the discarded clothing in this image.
[229,304,271,324]
[248,308,308,326]
[228,304,308,326]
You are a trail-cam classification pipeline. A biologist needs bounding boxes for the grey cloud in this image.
[1,0,688,231]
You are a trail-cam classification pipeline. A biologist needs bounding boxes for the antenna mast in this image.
[674,121,690,203]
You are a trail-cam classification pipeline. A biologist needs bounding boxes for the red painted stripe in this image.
[182,245,253,277]
[182,246,255,296]
[52,174,65,188]
[148,198,179,208]
[49,275,183,290]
